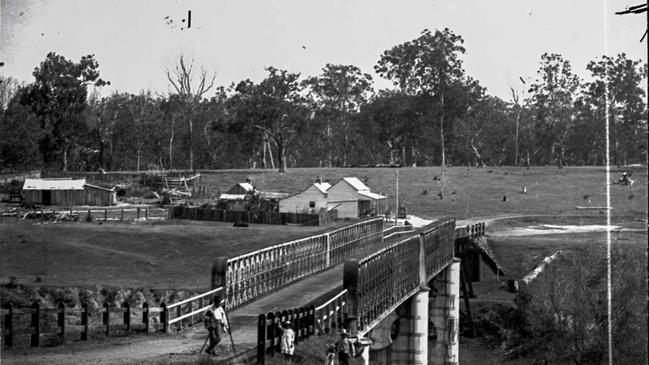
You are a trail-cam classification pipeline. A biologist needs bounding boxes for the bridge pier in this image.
[429,258,460,365]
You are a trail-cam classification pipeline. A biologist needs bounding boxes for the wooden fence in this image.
[257,305,316,365]
[170,205,337,226]
[0,207,168,223]
[1,288,224,348]
[2,301,163,348]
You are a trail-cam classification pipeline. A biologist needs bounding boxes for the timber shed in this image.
[22,178,116,206]
[279,180,331,213]
[327,177,387,219]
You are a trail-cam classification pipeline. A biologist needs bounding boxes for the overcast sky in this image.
[1,0,646,101]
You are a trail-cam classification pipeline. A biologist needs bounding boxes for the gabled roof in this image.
[23,178,86,191]
[342,177,370,191]
[219,193,248,200]
[314,182,331,194]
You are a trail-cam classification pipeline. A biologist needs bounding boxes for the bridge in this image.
[206,217,485,364]
[1,217,486,365]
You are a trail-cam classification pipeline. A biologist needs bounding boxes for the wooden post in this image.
[30,302,39,347]
[104,209,107,221]
[342,259,360,335]
[144,208,148,220]
[143,302,150,333]
[161,302,168,333]
[87,209,91,221]
[103,303,110,336]
[57,302,65,342]
[137,207,140,220]
[188,300,193,327]
[123,302,131,331]
[212,257,229,290]
[81,303,88,341]
[4,303,13,348]
[120,209,124,222]
[257,314,266,364]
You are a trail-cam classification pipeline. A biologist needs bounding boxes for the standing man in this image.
[203,296,229,356]
[336,329,355,365]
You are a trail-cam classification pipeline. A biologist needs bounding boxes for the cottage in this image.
[279,180,331,213]
[326,177,387,219]
[218,182,255,211]
[22,178,116,206]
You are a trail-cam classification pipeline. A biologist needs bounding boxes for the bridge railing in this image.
[382,224,415,245]
[314,289,348,335]
[421,218,456,281]
[165,287,223,332]
[214,218,384,310]
[455,222,486,239]
[343,218,457,335]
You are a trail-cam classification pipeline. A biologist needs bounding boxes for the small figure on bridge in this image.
[277,320,295,361]
[203,296,229,356]
[336,329,355,365]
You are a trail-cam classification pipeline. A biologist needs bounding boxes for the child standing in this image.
[277,320,295,362]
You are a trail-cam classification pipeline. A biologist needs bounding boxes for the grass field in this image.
[199,166,647,219]
[0,220,339,290]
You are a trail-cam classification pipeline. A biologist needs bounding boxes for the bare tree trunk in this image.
[261,135,267,169]
[267,140,275,169]
[136,146,142,171]
[169,116,174,169]
[62,145,69,172]
[188,115,194,170]
[440,92,446,167]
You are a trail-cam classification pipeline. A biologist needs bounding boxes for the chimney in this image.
[245,177,252,184]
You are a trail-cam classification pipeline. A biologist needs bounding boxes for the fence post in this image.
[143,302,150,333]
[161,302,168,333]
[257,314,266,365]
[343,259,360,336]
[176,304,182,330]
[325,233,331,267]
[145,208,148,220]
[267,312,276,357]
[123,301,131,331]
[87,209,91,221]
[81,303,88,341]
[4,303,12,348]
[120,209,124,222]
[104,209,107,221]
[103,303,110,336]
[188,299,193,327]
[212,256,229,291]
[30,302,39,347]
[309,304,316,337]
[137,207,140,220]
[57,302,65,342]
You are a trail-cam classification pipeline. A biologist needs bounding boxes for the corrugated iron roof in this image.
[342,177,370,191]
[314,182,331,194]
[359,191,386,200]
[219,193,248,200]
[23,178,86,191]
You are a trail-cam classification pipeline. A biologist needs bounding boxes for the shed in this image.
[22,178,116,206]
[279,181,331,213]
[326,177,387,219]
[219,182,255,211]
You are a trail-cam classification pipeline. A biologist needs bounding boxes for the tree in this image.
[527,53,580,166]
[230,67,311,172]
[21,52,108,170]
[0,94,43,169]
[303,64,373,166]
[582,54,647,166]
[167,55,216,170]
[375,28,467,167]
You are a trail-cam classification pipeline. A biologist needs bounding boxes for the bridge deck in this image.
[212,233,407,361]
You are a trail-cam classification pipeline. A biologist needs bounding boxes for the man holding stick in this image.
[203,296,229,356]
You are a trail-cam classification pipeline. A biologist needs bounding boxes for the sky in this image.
[1,0,646,101]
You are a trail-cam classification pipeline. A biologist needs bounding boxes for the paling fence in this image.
[215,218,384,309]
[257,306,316,364]
[170,205,337,226]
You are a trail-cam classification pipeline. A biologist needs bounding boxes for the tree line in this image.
[0,28,646,173]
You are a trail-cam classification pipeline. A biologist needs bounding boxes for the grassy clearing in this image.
[0,220,338,290]
[199,166,647,219]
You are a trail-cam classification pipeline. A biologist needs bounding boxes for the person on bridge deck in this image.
[203,297,229,356]
[336,329,355,365]
[277,320,295,361]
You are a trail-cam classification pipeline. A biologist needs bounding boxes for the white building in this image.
[279,180,331,213]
